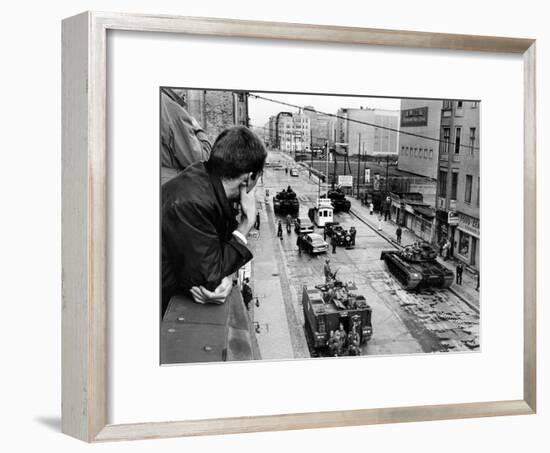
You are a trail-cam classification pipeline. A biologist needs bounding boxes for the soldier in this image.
[286,214,292,234]
[331,234,337,254]
[297,234,303,255]
[241,278,253,311]
[396,225,402,244]
[347,326,361,356]
[456,262,464,285]
[323,259,332,283]
[277,220,283,238]
[328,330,339,357]
[337,323,347,354]
[349,226,356,246]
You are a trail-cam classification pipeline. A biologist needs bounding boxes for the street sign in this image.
[338,175,353,187]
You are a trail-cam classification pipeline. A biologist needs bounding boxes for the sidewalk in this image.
[347,196,480,311]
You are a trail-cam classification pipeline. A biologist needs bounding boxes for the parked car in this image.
[299,233,329,254]
[294,217,314,235]
[290,167,299,177]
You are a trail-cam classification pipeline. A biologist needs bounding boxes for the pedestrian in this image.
[331,234,337,254]
[384,196,391,221]
[456,263,463,285]
[442,239,449,261]
[277,220,283,238]
[378,215,383,231]
[255,211,261,230]
[396,225,402,244]
[286,214,292,234]
[369,202,374,215]
[241,278,253,311]
[297,234,303,255]
[349,226,356,246]
[285,167,288,175]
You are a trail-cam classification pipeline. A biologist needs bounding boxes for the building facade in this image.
[177,89,249,144]
[269,111,311,153]
[435,99,480,269]
[335,107,399,156]
[397,99,443,180]
[303,106,333,148]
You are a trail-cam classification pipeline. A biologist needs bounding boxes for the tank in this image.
[273,186,299,215]
[302,275,373,356]
[322,188,351,213]
[380,242,454,290]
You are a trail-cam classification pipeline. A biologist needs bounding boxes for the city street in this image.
[246,150,480,360]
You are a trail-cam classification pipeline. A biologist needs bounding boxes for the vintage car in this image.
[294,217,314,235]
[290,167,299,177]
[298,233,328,255]
[381,242,454,290]
[272,186,299,215]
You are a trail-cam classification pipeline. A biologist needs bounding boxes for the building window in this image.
[469,127,476,154]
[471,101,478,108]
[439,170,447,197]
[451,172,458,200]
[429,149,433,159]
[424,148,428,158]
[454,127,462,154]
[443,99,452,110]
[465,174,473,204]
[457,100,463,108]
[458,230,470,256]
[442,128,451,153]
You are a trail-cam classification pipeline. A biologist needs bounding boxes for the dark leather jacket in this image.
[161,161,252,309]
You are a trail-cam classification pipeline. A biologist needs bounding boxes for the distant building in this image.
[269,111,311,153]
[335,107,399,156]
[303,106,333,148]
[175,89,249,144]
[435,99,480,269]
[397,99,443,180]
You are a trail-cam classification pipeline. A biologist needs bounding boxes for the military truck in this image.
[273,186,299,215]
[381,242,454,290]
[302,276,373,355]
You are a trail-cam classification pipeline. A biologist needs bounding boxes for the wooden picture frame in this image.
[62,11,537,442]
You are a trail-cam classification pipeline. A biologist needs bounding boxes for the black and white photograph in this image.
[160,87,480,365]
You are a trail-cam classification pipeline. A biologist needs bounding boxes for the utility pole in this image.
[356,134,362,198]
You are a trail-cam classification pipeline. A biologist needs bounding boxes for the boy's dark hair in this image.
[207,126,267,179]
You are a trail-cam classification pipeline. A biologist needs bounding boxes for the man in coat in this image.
[161,126,267,316]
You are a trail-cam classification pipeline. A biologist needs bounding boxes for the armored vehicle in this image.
[273,186,299,215]
[380,242,454,290]
[322,188,351,213]
[302,275,373,355]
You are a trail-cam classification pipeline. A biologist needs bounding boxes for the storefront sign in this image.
[457,212,480,237]
[401,106,428,127]
[448,211,459,225]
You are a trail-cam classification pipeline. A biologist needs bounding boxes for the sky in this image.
[248,91,402,129]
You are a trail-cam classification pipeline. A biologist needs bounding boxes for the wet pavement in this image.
[245,150,480,360]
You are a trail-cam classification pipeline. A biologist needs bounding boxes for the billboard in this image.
[401,106,428,127]
[338,175,353,187]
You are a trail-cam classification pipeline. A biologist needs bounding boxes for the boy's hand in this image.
[190,276,233,305]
